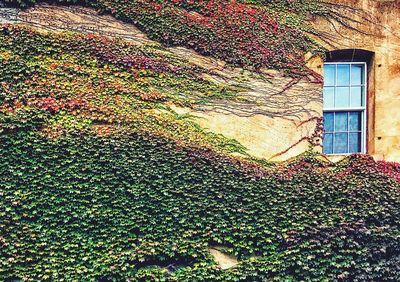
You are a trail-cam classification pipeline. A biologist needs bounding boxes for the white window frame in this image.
[323,62,367,155]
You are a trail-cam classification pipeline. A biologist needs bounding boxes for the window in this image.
[323,63,367,154]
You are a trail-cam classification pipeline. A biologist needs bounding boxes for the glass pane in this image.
[349,112,362,131]
[349,132,362,153]
[351,64,364,85]
[324,87,335,108]
[335,112,348,132]
[334,133,348,154]
[324,64,336,86]
[337,64,350,86]
[335,87,350,108]
[323,133,333,154]
[324,112,334,132]
[350,86,364,107]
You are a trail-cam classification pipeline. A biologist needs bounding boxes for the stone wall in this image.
[1,2,399,161]
[0,4,322,161]
[313,0,400,162]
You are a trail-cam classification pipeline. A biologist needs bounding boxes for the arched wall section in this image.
[324,49,376,158]
[314,0,400,161]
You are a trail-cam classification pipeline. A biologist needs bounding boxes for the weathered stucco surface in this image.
[313,0,400,162]
[0,4,322,161]
[1,2,399,161]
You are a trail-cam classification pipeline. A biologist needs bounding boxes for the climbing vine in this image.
[1,1,399,281]
[1,130,400,281]
[0,25,245,153]
[1,0,341,76]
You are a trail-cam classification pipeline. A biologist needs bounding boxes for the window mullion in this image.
[347,112,350,153]
[333,112,336,153]
[349,62,352,108]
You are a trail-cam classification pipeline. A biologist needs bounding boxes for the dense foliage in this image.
[2,0,332,76]
[1,2,399,281]
[0,25,244,153]
[1,129,400,281]
[0,27,399,278]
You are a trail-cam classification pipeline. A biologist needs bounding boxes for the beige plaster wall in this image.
[1,2,399,162]
[313,0,400,162]
[0,4,323,162]
[168,1,400,162]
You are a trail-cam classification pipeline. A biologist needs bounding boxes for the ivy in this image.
[0,25,244,154]
[2,0,332,76]
[0,1,399,281]
[0,131,399,281]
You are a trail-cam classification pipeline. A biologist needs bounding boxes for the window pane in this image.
[335,112,348,131]
[322,62,366,155]
[334,133,348,154]
[335,87,350,108]
[324,112,334,132]
[349,112,362,131]
[350,86,364,107]
[351,64,364,85]
[324,87,335,108]
[337,64,350,86]
[324,65,336,86]
[349,132,362,153]
[323,133,333,154]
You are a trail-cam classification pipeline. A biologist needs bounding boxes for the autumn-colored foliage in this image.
[3,0,328,76]
[0,1,399,281]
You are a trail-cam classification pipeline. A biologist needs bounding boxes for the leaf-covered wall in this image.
[0,3,325,160]
[312,0,400,162]
[1,1,400,281]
